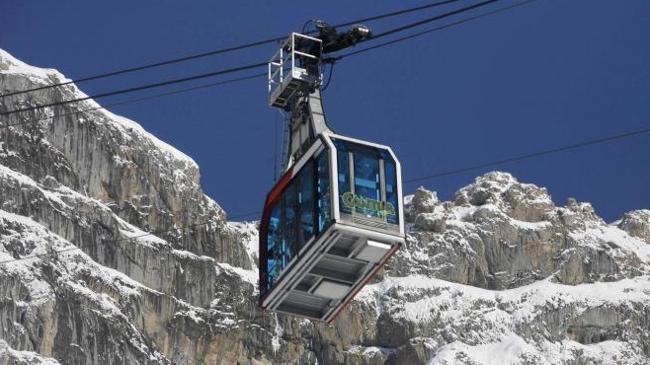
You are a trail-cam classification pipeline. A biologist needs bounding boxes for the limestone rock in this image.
[2,48,650,365]
[618,210,650,244]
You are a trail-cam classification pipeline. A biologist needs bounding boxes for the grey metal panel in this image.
[277,289,331,318]
[282,291,330,312]
[328,234,359,257]
[307,89,329,136]
[310,266,357,284]
[265,222,402,322]
[354,240,392,263]
[321,243,398,323]
[314,254,366,279]
[312,281,351,300]
[340,212,401,234]
[334,222,405,246]
[295,274,320,292]
[262,229,341,309]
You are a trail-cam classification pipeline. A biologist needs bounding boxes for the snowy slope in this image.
[0,49,196,167]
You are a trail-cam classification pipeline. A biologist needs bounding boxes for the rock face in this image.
[618,210,650,244]
[1,49,650,365]
[400,175,646,290]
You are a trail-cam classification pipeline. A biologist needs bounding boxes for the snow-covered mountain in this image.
[1,48,649,365]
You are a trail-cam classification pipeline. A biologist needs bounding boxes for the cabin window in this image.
[266,204,282,291]
[317,150,331,232]
[353,153,381,217]
[263,149,332,291]
[336,145,351,215]
[298,161,314,245]
[332,138,399,226]
[383,157,399,225]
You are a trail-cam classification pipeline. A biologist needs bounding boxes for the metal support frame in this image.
[268,33,323,109]
[267,32,331,170]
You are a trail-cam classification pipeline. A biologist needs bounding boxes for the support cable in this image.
[1,0,520,116]
[0,72,266,130]
[0,62,267,117]
[0,0,464,99]
[5,0,632,268]
[364,0,501,42]
[404,125,650,184]
[340,0,536,59]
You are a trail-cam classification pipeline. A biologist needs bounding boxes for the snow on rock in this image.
[0,340,62,365]
[0,50,69,85]
[0,48,238,267]
[393,172,648,290]
[2,50,650,365]
[0,209,171,364]
[0,49,195,167]
[353,275,650,365]
[226,221,259,269]
[453,171,555,222]
[617,209,650,244]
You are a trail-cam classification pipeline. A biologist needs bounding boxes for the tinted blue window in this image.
[282,182,296,268]
[354,153,381,217]
[267,204,281,291]
[298,161,314,247]
[336,142,351,215]
[384,159,398,224]
[264,149,333,292]
[332,138,400,226]
[317,150,331,231]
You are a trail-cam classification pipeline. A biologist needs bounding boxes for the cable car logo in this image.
[342,192,395,216]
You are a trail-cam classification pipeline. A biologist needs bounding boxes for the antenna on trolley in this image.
[267,22,372,170]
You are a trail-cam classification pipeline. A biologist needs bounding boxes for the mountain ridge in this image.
[1,48,649,365]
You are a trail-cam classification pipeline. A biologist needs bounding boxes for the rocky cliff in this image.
[1,49,649,365]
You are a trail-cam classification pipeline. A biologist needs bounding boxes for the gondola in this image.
[259,25,405,323]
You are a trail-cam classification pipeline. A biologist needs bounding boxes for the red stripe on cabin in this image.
[259,167,294,308]
[265,168,294,210]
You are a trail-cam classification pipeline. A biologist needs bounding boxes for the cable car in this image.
[259,25,405,323]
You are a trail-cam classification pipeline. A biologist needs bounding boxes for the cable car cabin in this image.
[259,133,404,322]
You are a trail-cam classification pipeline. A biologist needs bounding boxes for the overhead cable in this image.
[0,72,266,129]
[340,0,536,59]
[404,125,650,184]
[365,0,501,42]
[1,0,516,116]
[0,62,267,116]
[0,0,465,99]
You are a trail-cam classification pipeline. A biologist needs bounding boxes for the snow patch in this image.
[430,332,534,365]
[0,339,61,365]
[0,48,197,169]
[0,165,69,209]
[358,275,650,325]
[0,48,69,84]
[271,313,283,353]
[570,225,650,263]
[216,262,257,286]
[508,218,551,230]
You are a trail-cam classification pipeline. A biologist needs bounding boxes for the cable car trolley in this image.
[260,22,405,323]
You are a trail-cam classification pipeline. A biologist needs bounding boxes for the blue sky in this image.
[1,0,649,222]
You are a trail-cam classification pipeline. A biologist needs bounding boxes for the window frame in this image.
[325,133,404,232]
